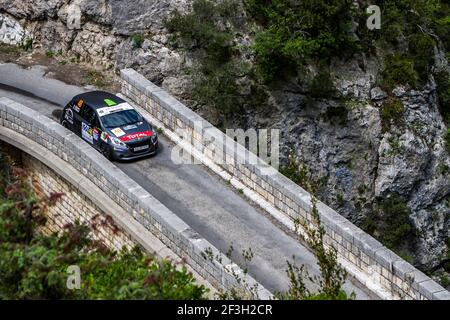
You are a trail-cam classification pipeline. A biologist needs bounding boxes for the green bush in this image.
[166,0,268,117]
[435,70,450,125]
[131,34,145,49]
[279,153,310,190]
[46,50,57,58]
[370,1,444,108]
[362,194,416,254]
[20,37,33,51]
[277,197,350,300]
[244,0,357,82]
[309,66,336,99]
[252,29,290,83]
[165,0,448,115]
[191,61,244,115]
[0,164,207,300]
[408,34,436,84]
[432,3,450,52]
[380,97,404,130]
[444,128,450,153]
[374,0,438,45]
[165,0,237,64]
[381,54,419,90]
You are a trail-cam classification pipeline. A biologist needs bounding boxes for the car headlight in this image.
[110,136,128,149]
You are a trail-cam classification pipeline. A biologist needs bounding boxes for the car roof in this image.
[72,91,126,110]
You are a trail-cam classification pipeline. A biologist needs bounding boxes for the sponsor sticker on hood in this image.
[119,131,153,142]
[111,127,126,137]
[123,124,138,130]
[97,103,134,117]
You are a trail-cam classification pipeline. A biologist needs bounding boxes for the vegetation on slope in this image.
[166,0,450,118]
[0,157,207,300]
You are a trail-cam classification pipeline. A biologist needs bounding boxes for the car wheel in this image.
[101,144,113,161]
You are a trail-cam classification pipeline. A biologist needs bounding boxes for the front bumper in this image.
[111,141,158,161]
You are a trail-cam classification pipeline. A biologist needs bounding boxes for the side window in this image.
[80,106,96,125]
[73,99,85,113]
[93,114,100,128]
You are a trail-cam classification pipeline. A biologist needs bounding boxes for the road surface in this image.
[0,62,375,299]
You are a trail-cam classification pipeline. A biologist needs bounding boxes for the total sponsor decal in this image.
[119,131,153,142]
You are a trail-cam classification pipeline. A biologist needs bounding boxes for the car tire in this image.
[101,144,113,161]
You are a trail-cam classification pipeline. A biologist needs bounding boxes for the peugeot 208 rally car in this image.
[60,91,158,160]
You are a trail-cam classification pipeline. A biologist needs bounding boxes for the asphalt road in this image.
[0,62,375,299]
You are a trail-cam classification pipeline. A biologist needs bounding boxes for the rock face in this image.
[0,11,29,44]
[0,0,448,274]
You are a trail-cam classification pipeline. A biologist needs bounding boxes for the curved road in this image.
[0,62,375,299]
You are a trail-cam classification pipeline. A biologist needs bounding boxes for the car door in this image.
[79,104,96,146]
[91,113,103,150]
[61,100,75,131]
[71,98,86,138]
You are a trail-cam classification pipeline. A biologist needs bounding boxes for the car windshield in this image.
[100,110,143,128]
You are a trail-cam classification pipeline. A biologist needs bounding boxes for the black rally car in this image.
[60,91,158,160]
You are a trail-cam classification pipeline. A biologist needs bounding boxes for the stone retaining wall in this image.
[0,97,270,299]
[120,68,450,300]
[22,152,137,252]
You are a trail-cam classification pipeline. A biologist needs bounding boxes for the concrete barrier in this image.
[0,97,272,299]
[120,68,450,300]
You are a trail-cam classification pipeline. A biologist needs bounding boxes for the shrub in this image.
[252,29,289,83]
[381,54,419,90]
[244,0,357,83]
[380,97,404,131]
[435,70,450,125]
[0,162,207,300]
[432,3,450,52]
[279,153,310,191]
[165,0,237,64]
[408,34,436,84]
[191,61,243,115]
[131,34,145,49]
[373,0,438,44]
[166,0,268,117]
[0,43,22,55]
[441,274,450,288]
[362,193,416,254]
[46,50,57,58]
[277,197,350,300]
[20,37,33,51]
[444,128,450,153]
[309,66,335,99]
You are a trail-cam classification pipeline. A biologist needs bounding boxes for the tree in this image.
[0,162,207,300]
